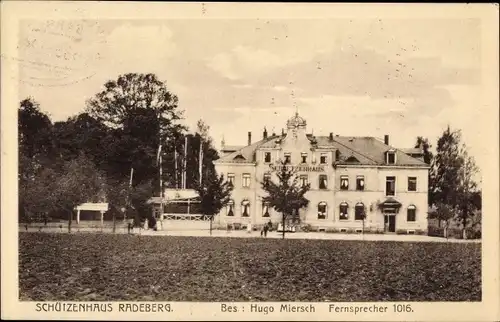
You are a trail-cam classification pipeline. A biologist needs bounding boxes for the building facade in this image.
[213,113,429,234]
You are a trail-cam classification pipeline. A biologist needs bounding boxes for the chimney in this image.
[329,132,334,141]
[248,131,252,146]
[384,135,389,145]
[263,127,268,140]
[281,128,285,135]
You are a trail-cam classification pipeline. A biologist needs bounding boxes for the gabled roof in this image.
[379,197,402,207]
[215,134,428,167]
[215,138,273,164]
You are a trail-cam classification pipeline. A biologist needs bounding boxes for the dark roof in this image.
[215,135,428,167]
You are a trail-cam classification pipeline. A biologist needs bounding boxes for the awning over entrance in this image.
[378,197,402,214]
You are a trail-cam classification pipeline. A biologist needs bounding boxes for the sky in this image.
[16,13,489,176]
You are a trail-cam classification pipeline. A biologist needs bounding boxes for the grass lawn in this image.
[19,232,481,302]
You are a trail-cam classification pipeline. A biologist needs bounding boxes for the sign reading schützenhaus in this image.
[269,164,325,172]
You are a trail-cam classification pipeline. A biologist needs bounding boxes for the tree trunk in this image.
[68,209,72,233]
[462,214,467,240]
[112,212,116,234]
[282,213,285,239]
[210,217,213,236]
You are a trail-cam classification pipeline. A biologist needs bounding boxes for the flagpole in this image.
[159,152,163,227]
[183,136,188,189]
[199,140,203,185]
[125,167,133,223]
[174,147,178,189]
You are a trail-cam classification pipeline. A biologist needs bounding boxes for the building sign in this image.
[269,164,325,172]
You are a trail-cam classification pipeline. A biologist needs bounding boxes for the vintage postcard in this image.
[1,2,499,321]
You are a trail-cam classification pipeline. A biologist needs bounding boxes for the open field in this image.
[19,232,481,302]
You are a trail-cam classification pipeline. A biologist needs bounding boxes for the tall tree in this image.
[51,153,105,232]
[86,73,186,190]
[429,126,481,239]
[18,98,54,221]
[429,126,463,209]
[20,167,59,223]
[457,148,480,239]
[414,136,433,165]
[86,73,185,138]
[18,98,53,160]
[51,113,109,168]
[261,161,310,239]
[194,173,233,235]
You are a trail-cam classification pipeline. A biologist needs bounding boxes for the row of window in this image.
[262,151,398,165]
[228,173,418,194]
[225,200,418,222]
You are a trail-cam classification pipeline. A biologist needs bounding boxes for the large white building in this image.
[213,112,430,234]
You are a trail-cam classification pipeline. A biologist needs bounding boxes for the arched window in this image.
[226,199,234,216]
[355,202,365,220]
[407,204,416,222]
[339,202,349,220]
[317,202,327,220]
[262,202,270,217]
[242,200,250,217]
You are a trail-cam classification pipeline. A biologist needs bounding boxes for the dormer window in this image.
[264,152,271,163]
[386,150,396,164]
[320,153,327,164]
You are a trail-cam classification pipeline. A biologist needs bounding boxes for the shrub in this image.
[428,226,445,237]
[465,227,481,240]
[300,223,313,232]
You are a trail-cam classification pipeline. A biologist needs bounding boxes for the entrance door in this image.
[388,215,396,233]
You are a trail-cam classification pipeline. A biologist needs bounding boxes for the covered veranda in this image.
[74,202,109,225]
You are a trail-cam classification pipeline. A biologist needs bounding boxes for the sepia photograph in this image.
[2,2,499,321]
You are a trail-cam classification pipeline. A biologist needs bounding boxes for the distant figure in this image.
[263,224,269,237]
[127,222,132,234]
